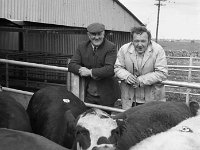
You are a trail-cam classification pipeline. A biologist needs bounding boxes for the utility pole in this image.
[154,0,167,42]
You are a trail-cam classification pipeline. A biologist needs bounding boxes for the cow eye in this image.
[111,129,120,135]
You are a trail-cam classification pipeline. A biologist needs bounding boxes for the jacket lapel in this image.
[128,44,139,71]
[141,45,152,69]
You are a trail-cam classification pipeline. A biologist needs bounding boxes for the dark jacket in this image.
[68,39,120,106]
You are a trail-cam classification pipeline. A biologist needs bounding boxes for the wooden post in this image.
[186,56,192,104]
[70,73,85,101]
[79,77,85,101]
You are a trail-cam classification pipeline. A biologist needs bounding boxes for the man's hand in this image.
[126,74,140,88]
[79,67,92,77]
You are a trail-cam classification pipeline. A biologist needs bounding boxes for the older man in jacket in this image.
[115,26,168,110]
[68,23,120,109]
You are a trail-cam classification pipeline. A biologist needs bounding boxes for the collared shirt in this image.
[91,44,98,53]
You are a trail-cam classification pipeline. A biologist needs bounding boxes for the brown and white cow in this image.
[72,108,120,150]
[27,86,120,150]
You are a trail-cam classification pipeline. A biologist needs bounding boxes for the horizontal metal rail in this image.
[165,90,200,96]
[1,59,200,89]
[168,65,200,69]
[162,80,200,89]
[1,58,200,112]
[1,87,124,113]
[0,59,68,71]
[167,56,200,60]
[1,58,200,70]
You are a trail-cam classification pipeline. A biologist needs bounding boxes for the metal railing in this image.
[1,58,200,110]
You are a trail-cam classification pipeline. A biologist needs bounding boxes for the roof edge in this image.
[113,0,145,26]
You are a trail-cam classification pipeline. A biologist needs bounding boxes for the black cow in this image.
[0,92,32,132]
[113,101,200,150]
[27,86,88,149]
[0,128,69,150]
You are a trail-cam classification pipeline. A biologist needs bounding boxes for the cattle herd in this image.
[0,86,200,150]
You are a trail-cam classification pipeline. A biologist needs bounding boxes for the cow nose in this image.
[92,145,115,150]
[97,136,110,145]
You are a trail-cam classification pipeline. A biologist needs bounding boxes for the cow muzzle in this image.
[77,142,115,150]
[92,144,115,150]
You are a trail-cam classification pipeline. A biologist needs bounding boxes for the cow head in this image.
[72,108,121,150]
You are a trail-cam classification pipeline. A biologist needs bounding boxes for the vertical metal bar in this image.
[186,56,192,104]
[66,59,71,91]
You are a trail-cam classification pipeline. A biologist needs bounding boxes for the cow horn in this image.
[112,112,126,120]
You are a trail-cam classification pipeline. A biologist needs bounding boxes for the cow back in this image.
[0,128,69,150]
[0,92,32,132]
[27,86,88,148]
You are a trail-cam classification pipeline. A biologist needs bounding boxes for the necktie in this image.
[93,46,97,55]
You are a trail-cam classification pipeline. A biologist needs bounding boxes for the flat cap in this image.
[87,23,105,33]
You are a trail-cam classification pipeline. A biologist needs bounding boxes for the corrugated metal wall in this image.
[23,30,88,55]
[0,31,19,50]
[0,0,142,32]
[21,25,88,55]
[0,26,131,55]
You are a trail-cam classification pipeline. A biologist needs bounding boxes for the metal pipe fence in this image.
[1,58,200,110]
[1,86,125,113]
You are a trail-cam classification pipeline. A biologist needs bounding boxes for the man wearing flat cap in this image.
[68,23,120,110]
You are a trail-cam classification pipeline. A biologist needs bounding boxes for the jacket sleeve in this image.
[137,46,168,86]
[68,45,82,75]
[92,44,117,78]
[114,46,132,81]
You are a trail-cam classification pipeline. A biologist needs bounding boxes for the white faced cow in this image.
[73,108,120,150]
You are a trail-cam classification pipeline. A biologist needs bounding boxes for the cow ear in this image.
[189,101,200,116]
[64,110,76,130]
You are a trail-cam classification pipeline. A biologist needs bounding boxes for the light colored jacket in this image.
[114,41,168,105]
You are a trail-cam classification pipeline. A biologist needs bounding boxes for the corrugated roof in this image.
[0,0,144,32]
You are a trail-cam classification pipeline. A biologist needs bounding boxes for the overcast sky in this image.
[119,0,200,40]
